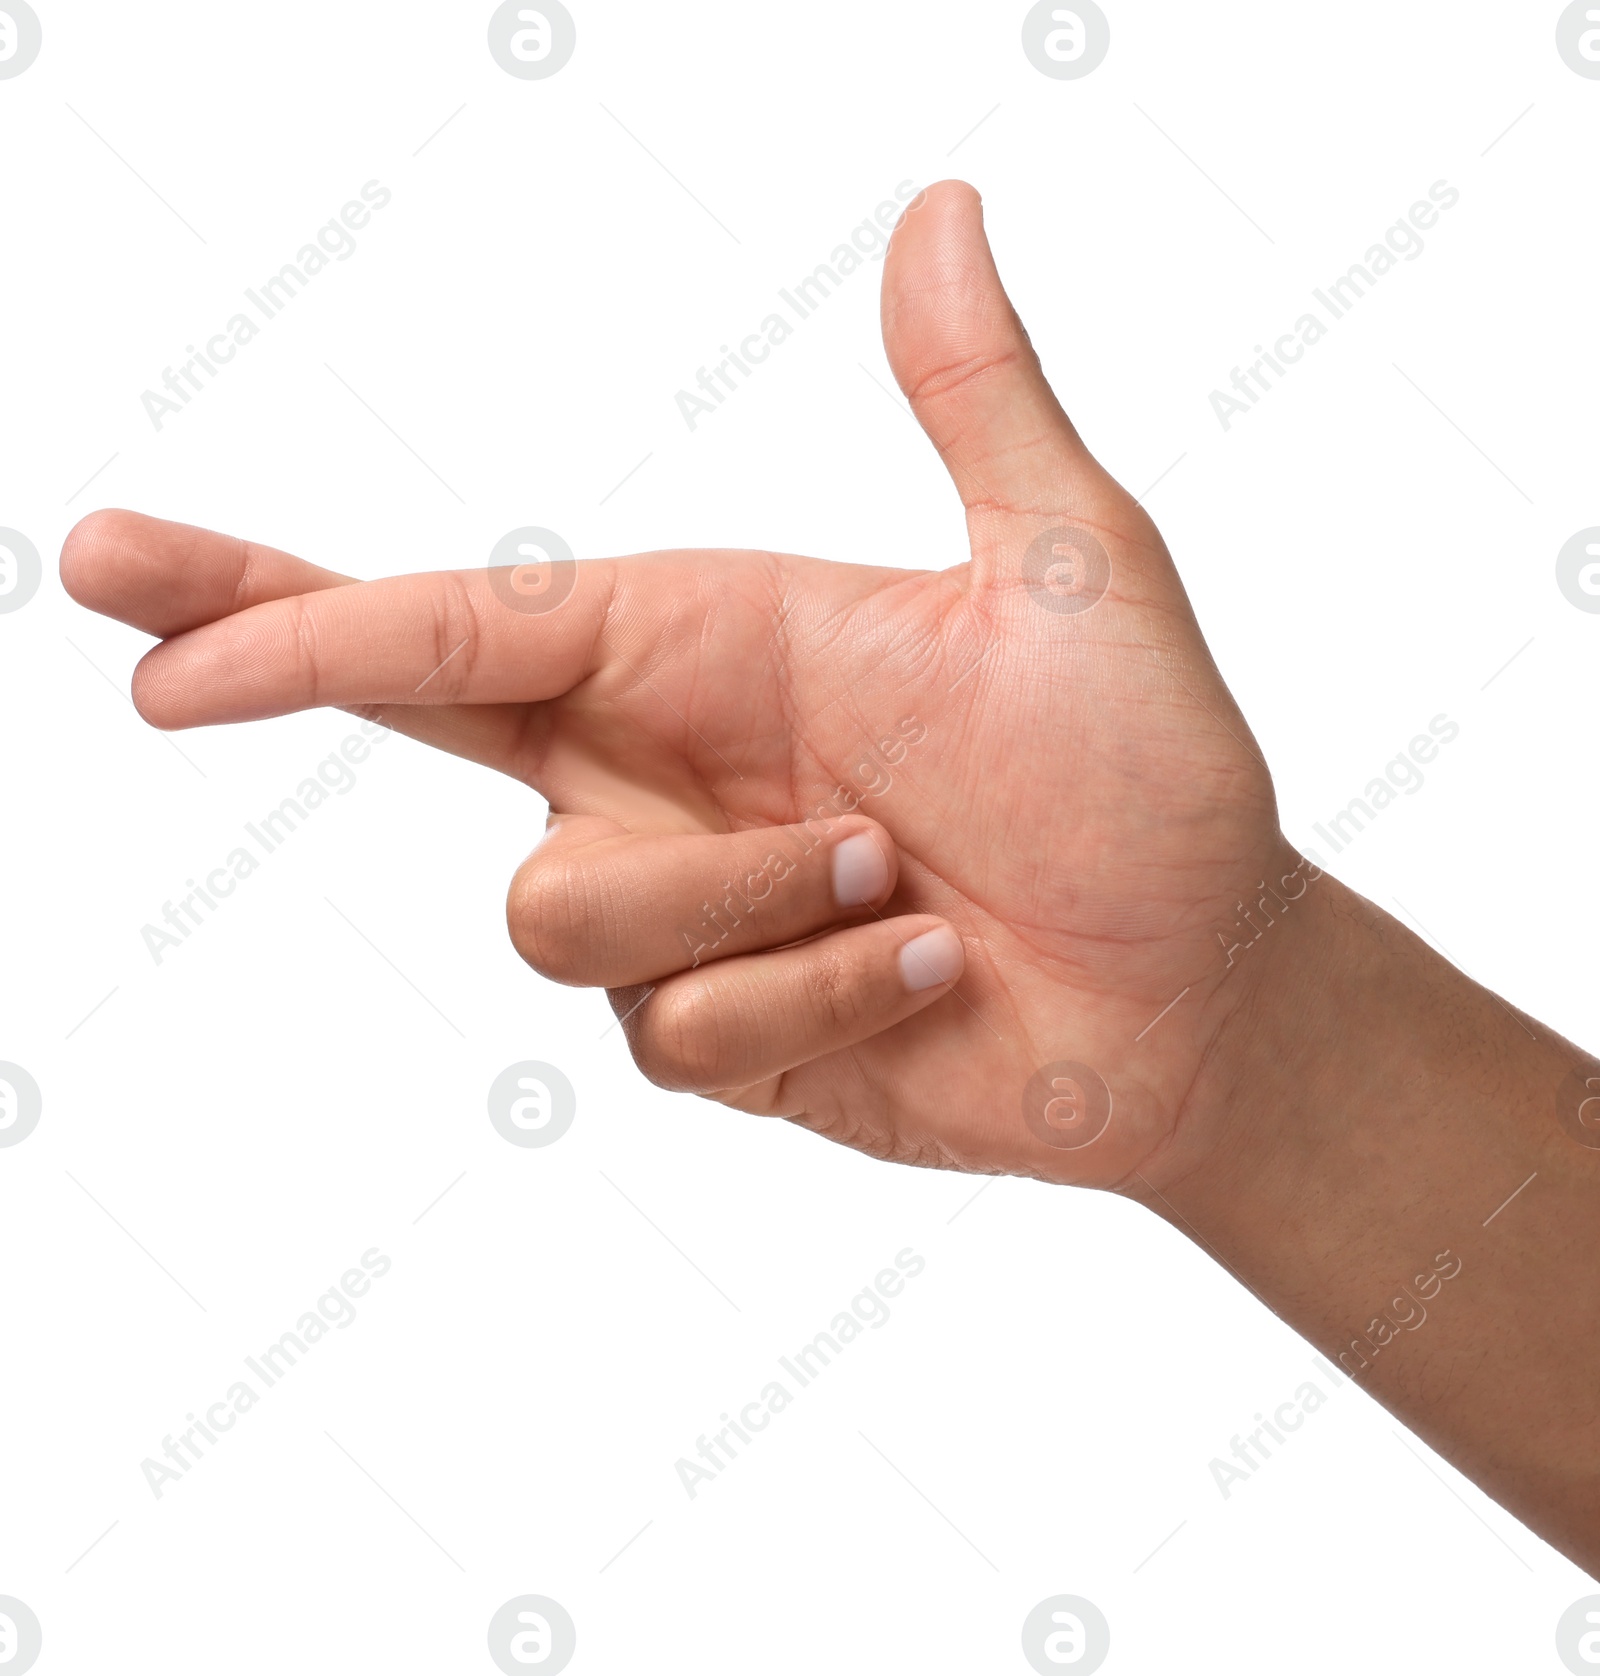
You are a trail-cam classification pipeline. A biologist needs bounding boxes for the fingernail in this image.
[899,926,964,992]
[833,832,889,907]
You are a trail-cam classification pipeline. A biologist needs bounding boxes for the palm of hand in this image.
[529,497,1276,1183]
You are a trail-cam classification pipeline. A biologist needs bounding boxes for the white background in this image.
[3,2,1599,1671]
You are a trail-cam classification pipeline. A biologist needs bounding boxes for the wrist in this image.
[1125,846,1368,1207]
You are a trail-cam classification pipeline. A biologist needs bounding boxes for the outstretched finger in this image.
[124,560,617,729]
[61,510,558,781]
[61,509,352,637]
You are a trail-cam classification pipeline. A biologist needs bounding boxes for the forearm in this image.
[1137,871,1600,1573]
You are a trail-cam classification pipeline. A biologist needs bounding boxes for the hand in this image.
[64,181,1600,1580]
[62,180,1290,1191]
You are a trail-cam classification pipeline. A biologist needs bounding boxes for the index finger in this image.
[61,510,598,781]
[128,560,618,730]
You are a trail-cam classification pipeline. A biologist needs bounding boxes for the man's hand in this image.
[63,180,1287,1190]
[61,179,1600,1575]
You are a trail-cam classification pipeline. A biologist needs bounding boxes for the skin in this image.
[61,181,1600,1575]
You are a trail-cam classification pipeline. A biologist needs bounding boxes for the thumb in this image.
[881,180,1120,535]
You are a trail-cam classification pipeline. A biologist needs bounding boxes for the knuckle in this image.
[904,342,1027,407]
[631,986,726,1093]
[424,572,484,701]
[505,856,597,984]
[284,593,323,709]
[224,533,264,613]
[801,946,862,1034]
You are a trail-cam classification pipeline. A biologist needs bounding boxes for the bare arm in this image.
[1139,873,1600,1571]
